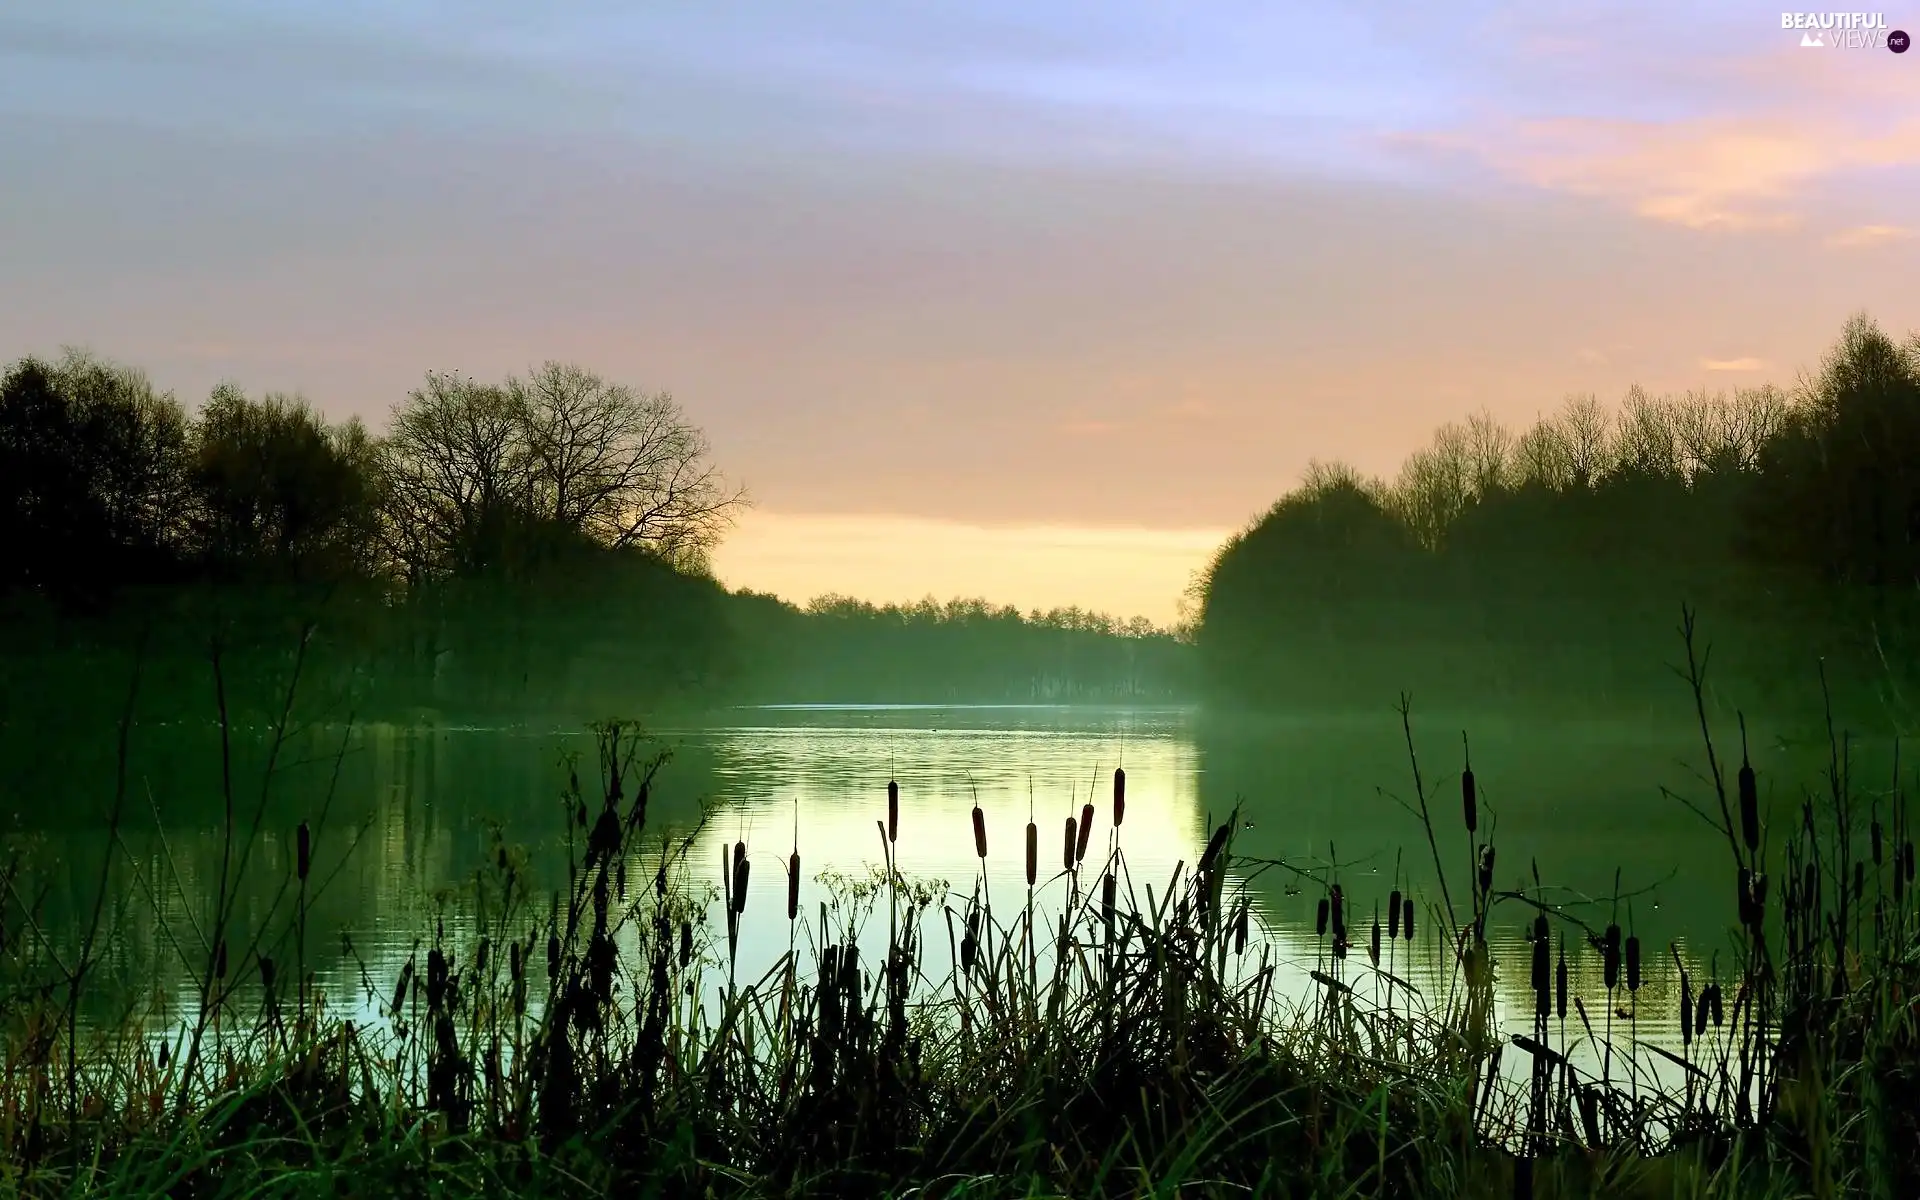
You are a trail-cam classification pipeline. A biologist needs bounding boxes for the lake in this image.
[5,697,1863,1065]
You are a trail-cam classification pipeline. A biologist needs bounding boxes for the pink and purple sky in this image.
[3,2,1917,622]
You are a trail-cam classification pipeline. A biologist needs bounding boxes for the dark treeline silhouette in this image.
[0,351,1185,719]
[1197,313,1920,721]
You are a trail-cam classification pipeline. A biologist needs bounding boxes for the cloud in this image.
[1403,113,1920,233]
[1701,357,1768,372]
[1825,224,1915,248]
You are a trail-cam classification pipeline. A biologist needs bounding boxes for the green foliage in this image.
[1196,313,1920,718]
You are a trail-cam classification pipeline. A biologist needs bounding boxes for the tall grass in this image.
[2,609,1919,1197]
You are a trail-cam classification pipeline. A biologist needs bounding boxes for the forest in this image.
[1195,313,1920,724]
[0,354,1186,721]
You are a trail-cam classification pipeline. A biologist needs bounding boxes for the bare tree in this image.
[1461,409,1512,497]
[511,362,744,568]
[1557,393,1612,489]
[379,372,534,580]
[1612,385,1680,479]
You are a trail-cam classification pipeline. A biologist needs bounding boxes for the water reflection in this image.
[7,700,1837,1081]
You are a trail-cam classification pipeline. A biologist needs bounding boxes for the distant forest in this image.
[1196,313,1920,724]
[0,355,1186,722]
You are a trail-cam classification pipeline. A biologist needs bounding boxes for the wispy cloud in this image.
[1701,357,1768,372]
[1826,224,1915,248]
[1407,114,1920,232]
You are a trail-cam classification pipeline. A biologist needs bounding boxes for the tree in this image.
[189,385,381,583]
[512,362,743,569]
[379,372,540,582]
[0,350,190,594]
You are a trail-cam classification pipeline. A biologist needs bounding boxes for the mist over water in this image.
[8,694,1859,1057]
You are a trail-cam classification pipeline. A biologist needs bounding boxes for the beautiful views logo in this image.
[1780,11,1906,49]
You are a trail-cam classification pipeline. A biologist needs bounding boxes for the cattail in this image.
[679,921,693,968]
[1200,818,1232,873]
[1388,889,1403,939]
[1076,803,1095,863]
[1315,896,1330,937]
[1462,762,1478,835]
[1236,904,1251,956]
[1602,924,1621,989]
[547,932,560,977]
[214,939,228,980]
[1906,841,1916,884]
[732,854,751,915]
[476,936,490,977]
[1369,912,1381,966]
[787,852,801,921]
[391,963,410,1015]
[1625,934,1642,993]
[1063,817,1078,871]
[1709,983,1724,1027]
[259,955,276,991]
[576,799,588,828]
[1025,821,1038,887]
[1530,930,1549,1000]
[1873,819,1884,865]
[1330,885,1346,942]
[1680,969,1693,1047]
[1402,895,1415,942]
[1855,860,1866,902]
[1555,944,1568,1019]
[1738,758,1759,853]
[1750,872,1769,921]
[1102,871,1118,937]
[1113,767,1126,828]
[972,806,987,859]
[510,941,523,983]
[888,780,899,843]
[296,821,311,883]
[1694,986,1711,1040]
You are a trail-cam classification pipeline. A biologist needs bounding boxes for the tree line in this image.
[1196,313,1920,719]
[0,351,1185,717]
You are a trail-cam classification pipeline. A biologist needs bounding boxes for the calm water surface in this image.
[6,701,1857,1065]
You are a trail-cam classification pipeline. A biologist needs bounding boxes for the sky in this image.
[3,2,1918,624]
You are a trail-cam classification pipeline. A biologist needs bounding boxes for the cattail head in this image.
[1602,924,1621,989]
[1329,885,1346,941]
[1531,936,1549,1016]
[787,852,801,921]
[1388,889,1403,940]
[1076,803,1095,863]
[1555,944,1568,1020]
[1063,817,1078,871]
[1709,983,1724,1027]
[1679,970,1693,1047]
[1369,913,1382,966]
[1625,934,1642,993]
[1872,819,1884,866]
[972,806,987,860]
[1025,821,1038,887]
[1694,986,1710,1041]
[296,821,311,883]
[1316,896,1330,937]
[1234,903,1250,956]
[1738,759,1759,853]
[1102,871,1118,933]
[732,855,751,915]
[679,921,693,968]
[1463,766,1478,835]
[1200,818,1232,874]
[888,779,899,843]
[1401,896,1415,942]
[548,932,560,977]
[1113,767,1126,828]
